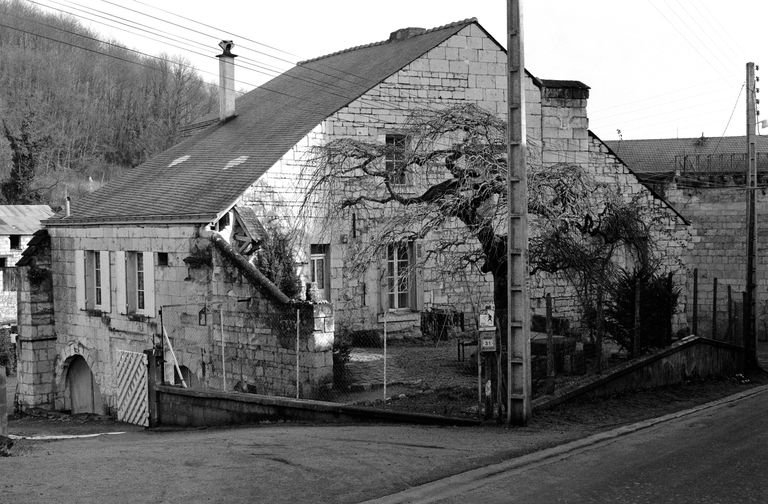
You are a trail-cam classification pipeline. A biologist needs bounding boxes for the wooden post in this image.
[595,289,604,373]
[692,268,698,336]
[545,294,554,395]
[0,365,6,436]
[633,278,641,356]
[295,308,300,399]
[144,350,159,428]
[728,285,733,342]
[712,277,718,340]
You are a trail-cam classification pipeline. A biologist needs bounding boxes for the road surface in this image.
[373,387,768,503]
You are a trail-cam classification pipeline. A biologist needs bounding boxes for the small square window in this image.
[157,252,169,266]
[0,258,7,268]
[9,235,20,250]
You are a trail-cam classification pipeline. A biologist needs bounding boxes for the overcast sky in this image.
[29,0,768,140]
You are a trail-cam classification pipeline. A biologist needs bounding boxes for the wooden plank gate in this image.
[115,350,149,427]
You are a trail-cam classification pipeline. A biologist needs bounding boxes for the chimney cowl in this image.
[389,27,426,42]
[217,40,237,58]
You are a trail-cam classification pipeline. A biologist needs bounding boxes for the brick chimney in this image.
[217,40,237,121]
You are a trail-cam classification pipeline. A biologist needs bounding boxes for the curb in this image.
[361,383,768,504]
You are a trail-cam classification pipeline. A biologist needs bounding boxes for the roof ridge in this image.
[297,18,477,65]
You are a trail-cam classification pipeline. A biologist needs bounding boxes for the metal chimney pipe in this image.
[217,40,237,121]
[65,196,71,217]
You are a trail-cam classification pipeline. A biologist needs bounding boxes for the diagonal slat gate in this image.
[115,350,148,427]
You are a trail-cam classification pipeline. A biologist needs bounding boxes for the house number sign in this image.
[480,333,496,352]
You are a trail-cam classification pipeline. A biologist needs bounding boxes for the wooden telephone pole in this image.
[506,0,532,425]
[745,62,758,369]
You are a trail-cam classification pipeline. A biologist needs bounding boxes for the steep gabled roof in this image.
[48,19,479,226]
[0,205,54,234]
[603,135,768,174]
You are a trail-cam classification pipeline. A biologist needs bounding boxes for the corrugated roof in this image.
[0,205,54,234]
[48,19,479,226]
[603,135,768,174]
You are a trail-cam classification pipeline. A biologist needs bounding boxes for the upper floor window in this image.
[385,134,408,185]
[9,235,20,250]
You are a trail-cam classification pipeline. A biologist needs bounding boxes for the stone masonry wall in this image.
[529,132,695,329]
[238,24,694,336]
[664,187,768,339]
[15,233,56,410]
[26,225,331,413]
[165,241,333,398]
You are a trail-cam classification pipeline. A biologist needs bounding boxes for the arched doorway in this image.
[65,356,103,414]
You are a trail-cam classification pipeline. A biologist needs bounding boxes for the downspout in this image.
[199,228,291,304]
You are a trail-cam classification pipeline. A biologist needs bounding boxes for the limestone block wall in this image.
[17,224,332,413]
[529,134,695,330]
[664,186,768,338]
[15,233,56,410]
[165,243,333,398]
[235,24,693,336]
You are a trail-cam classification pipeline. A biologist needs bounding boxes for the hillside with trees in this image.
[0,0,217,207]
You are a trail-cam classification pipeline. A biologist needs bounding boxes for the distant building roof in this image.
[49,18,491,226]
[0,205,54,235]
[603,135,768,175]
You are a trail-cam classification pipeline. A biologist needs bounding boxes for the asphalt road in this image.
[375,387,768,504]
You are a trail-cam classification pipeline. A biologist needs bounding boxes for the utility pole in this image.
[745,62,758,369]
[506,0,532,425]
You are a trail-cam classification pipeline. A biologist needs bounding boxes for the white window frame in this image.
[309,244,330,300]
[75,250,110,312]
[387,242,412,311]
[120,251,155,317]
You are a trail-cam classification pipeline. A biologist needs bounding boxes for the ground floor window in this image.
[387,242,412,310]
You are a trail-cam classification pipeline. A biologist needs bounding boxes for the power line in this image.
[26,0,423,117]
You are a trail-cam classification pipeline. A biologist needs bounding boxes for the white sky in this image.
[28,0,768,140]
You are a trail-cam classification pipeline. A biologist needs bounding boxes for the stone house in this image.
[15,18,692,416]
[0,205,53,323]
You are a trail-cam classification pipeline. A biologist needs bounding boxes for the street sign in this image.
[480,332,496,352]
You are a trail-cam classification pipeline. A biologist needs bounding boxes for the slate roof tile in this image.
[49,19,478,226]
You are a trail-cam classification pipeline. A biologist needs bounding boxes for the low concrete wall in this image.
[534,336,744,410]
[154,384,478,427]
[145,350,477,428]
[1,366,6,436]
